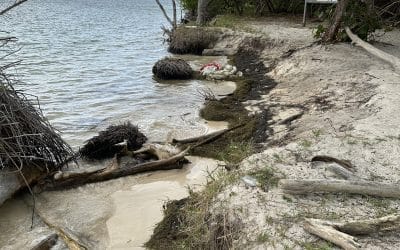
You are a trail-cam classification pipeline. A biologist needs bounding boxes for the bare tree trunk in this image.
[323,0,350,42]
[197,0,211,25]
[155,0,177,30]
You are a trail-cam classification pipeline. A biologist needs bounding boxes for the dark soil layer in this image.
[192,38,277,162]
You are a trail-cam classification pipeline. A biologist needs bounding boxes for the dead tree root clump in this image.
[152,57,193,80]
[79,122,147,160]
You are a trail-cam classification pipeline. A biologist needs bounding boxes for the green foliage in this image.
[314,0,383,41]
[313,24,326,39]
[342,0,382,41]
[179,0,197,12]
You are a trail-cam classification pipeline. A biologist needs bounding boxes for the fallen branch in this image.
[0,0,29,16]
[278,179,400,198]
[155,0,177,30]
[172,123,245,144]
[336,213,400,236]
[38,147,190,191]
[304,218,360,250]
[34,208,89,249]
[345,27,400,71]
[304,214,400,249]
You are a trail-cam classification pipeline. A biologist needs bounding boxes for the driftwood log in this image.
[325,164,358,180]
[304,214,400,250]
[279,179,400,198]
[304,218,360,250]
[38,147,190,191]
[345,27,400,71]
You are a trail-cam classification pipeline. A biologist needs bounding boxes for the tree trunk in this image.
[323,0,350,42]
[196,0,211,25]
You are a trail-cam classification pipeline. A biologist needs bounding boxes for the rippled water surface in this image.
[3,0,224,148]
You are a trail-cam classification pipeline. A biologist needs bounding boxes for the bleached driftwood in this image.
[325,164,358,180]
[279,179,400,198]
[132,143,181,160]
[304,214,400,250]
[345,27,400,71]
[304,218,361,250]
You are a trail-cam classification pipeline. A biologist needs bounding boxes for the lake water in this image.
[0,1,239,248]
[3,0,229,148]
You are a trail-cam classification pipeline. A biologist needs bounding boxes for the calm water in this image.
[3,0,221,148]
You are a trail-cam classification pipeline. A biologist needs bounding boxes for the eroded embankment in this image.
[146,34,280,249]
[148,20,400,250]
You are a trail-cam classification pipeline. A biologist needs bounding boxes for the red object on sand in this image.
[200,62,222,72]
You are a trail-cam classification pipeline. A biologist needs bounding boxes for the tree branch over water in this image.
[0,0,29,16]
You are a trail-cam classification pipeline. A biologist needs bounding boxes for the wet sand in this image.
[106,156,220,249]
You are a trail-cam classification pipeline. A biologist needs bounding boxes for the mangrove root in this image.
[278,179,400,198]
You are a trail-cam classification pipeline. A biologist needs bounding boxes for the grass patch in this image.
[256,232,271,243]
[217,140,255,164]
[211,14,242,29]
[303,241,334,250]
[300,140,312,148]
[146,170,241,250]
[249,166,285,190]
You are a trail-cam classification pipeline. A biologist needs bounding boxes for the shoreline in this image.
[147,17,400,249]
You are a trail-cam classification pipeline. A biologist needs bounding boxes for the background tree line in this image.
[180,0,399,42]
